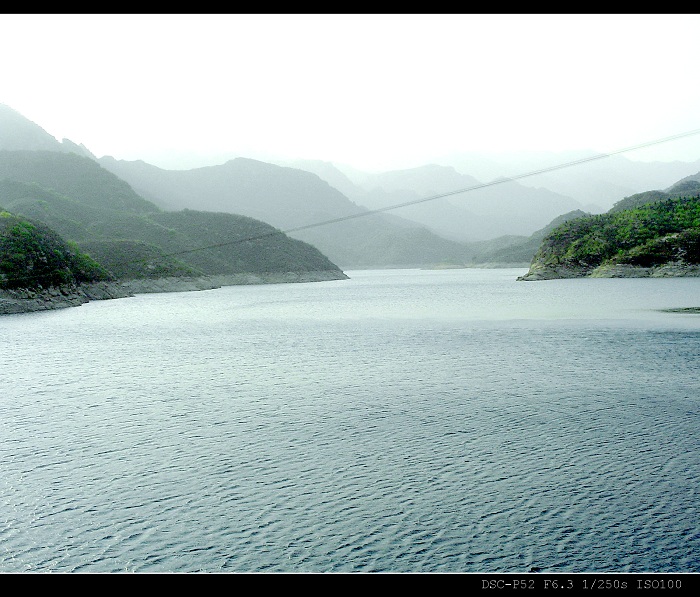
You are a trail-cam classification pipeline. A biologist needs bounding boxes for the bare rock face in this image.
[516,264,590,281]
[0,282,132,315]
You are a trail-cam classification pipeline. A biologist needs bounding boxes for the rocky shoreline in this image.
[517,261,700,281]
[0,270,349,315]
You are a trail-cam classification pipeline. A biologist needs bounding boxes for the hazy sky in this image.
[2,13,700,171]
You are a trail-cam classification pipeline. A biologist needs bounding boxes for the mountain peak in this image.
[0,103,95,159]
[0,103,64,152]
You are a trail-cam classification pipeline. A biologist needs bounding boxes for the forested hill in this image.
[518,189,700,280]
[0,150,346,294]
[0,210,111,289]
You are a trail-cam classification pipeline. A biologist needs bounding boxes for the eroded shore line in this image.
[0,270,348,315]
[517,262,700,281]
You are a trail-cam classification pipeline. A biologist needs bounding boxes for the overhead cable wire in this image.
[157,127,700,258]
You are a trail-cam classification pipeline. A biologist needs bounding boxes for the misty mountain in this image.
[0,151,345,282]
[669,171,700,189]
[434,149,700,211]
[0,103,94,158]
[0,103,475,270]
[0,150,156,214]
[98,156,364,228]
[608,177,700,213]
[464,209,592,266]
[274,159,363,201]
[7,100,700,272]
[97,156,476,268]
[281,161,584,241]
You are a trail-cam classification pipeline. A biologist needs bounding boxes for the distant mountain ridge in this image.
[464,209,592,266]
[0,150,346,300]
[98,155,365,227]
[276,159,586,241]
[0,103,94,158]
[0,103,483,271]
[431,149,700,210]
[97,155,478,268]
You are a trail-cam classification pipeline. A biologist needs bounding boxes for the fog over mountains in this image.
[0,103,95,159]
[97,155,473,269]
[277,160,584,241]
[3,102,700,270]
[278,153,700,234]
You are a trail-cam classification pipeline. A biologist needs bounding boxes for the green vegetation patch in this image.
[0,212,111,290]
[78,239,203,280]
[534,195,700,271]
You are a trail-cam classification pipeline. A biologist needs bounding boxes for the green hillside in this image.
[0,210,110,289]
[519,193,700,280]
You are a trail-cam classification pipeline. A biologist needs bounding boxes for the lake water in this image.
[1,268,699,573]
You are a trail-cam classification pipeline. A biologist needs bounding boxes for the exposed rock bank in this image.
[0,270,348,315]
[517,262,700,281]
[0,281,131,315]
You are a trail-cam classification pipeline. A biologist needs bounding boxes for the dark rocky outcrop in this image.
[0,281,130,315]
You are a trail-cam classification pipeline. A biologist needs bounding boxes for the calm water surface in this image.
[1,268,699,572]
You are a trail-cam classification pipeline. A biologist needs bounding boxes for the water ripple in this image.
[1,271,699,572]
